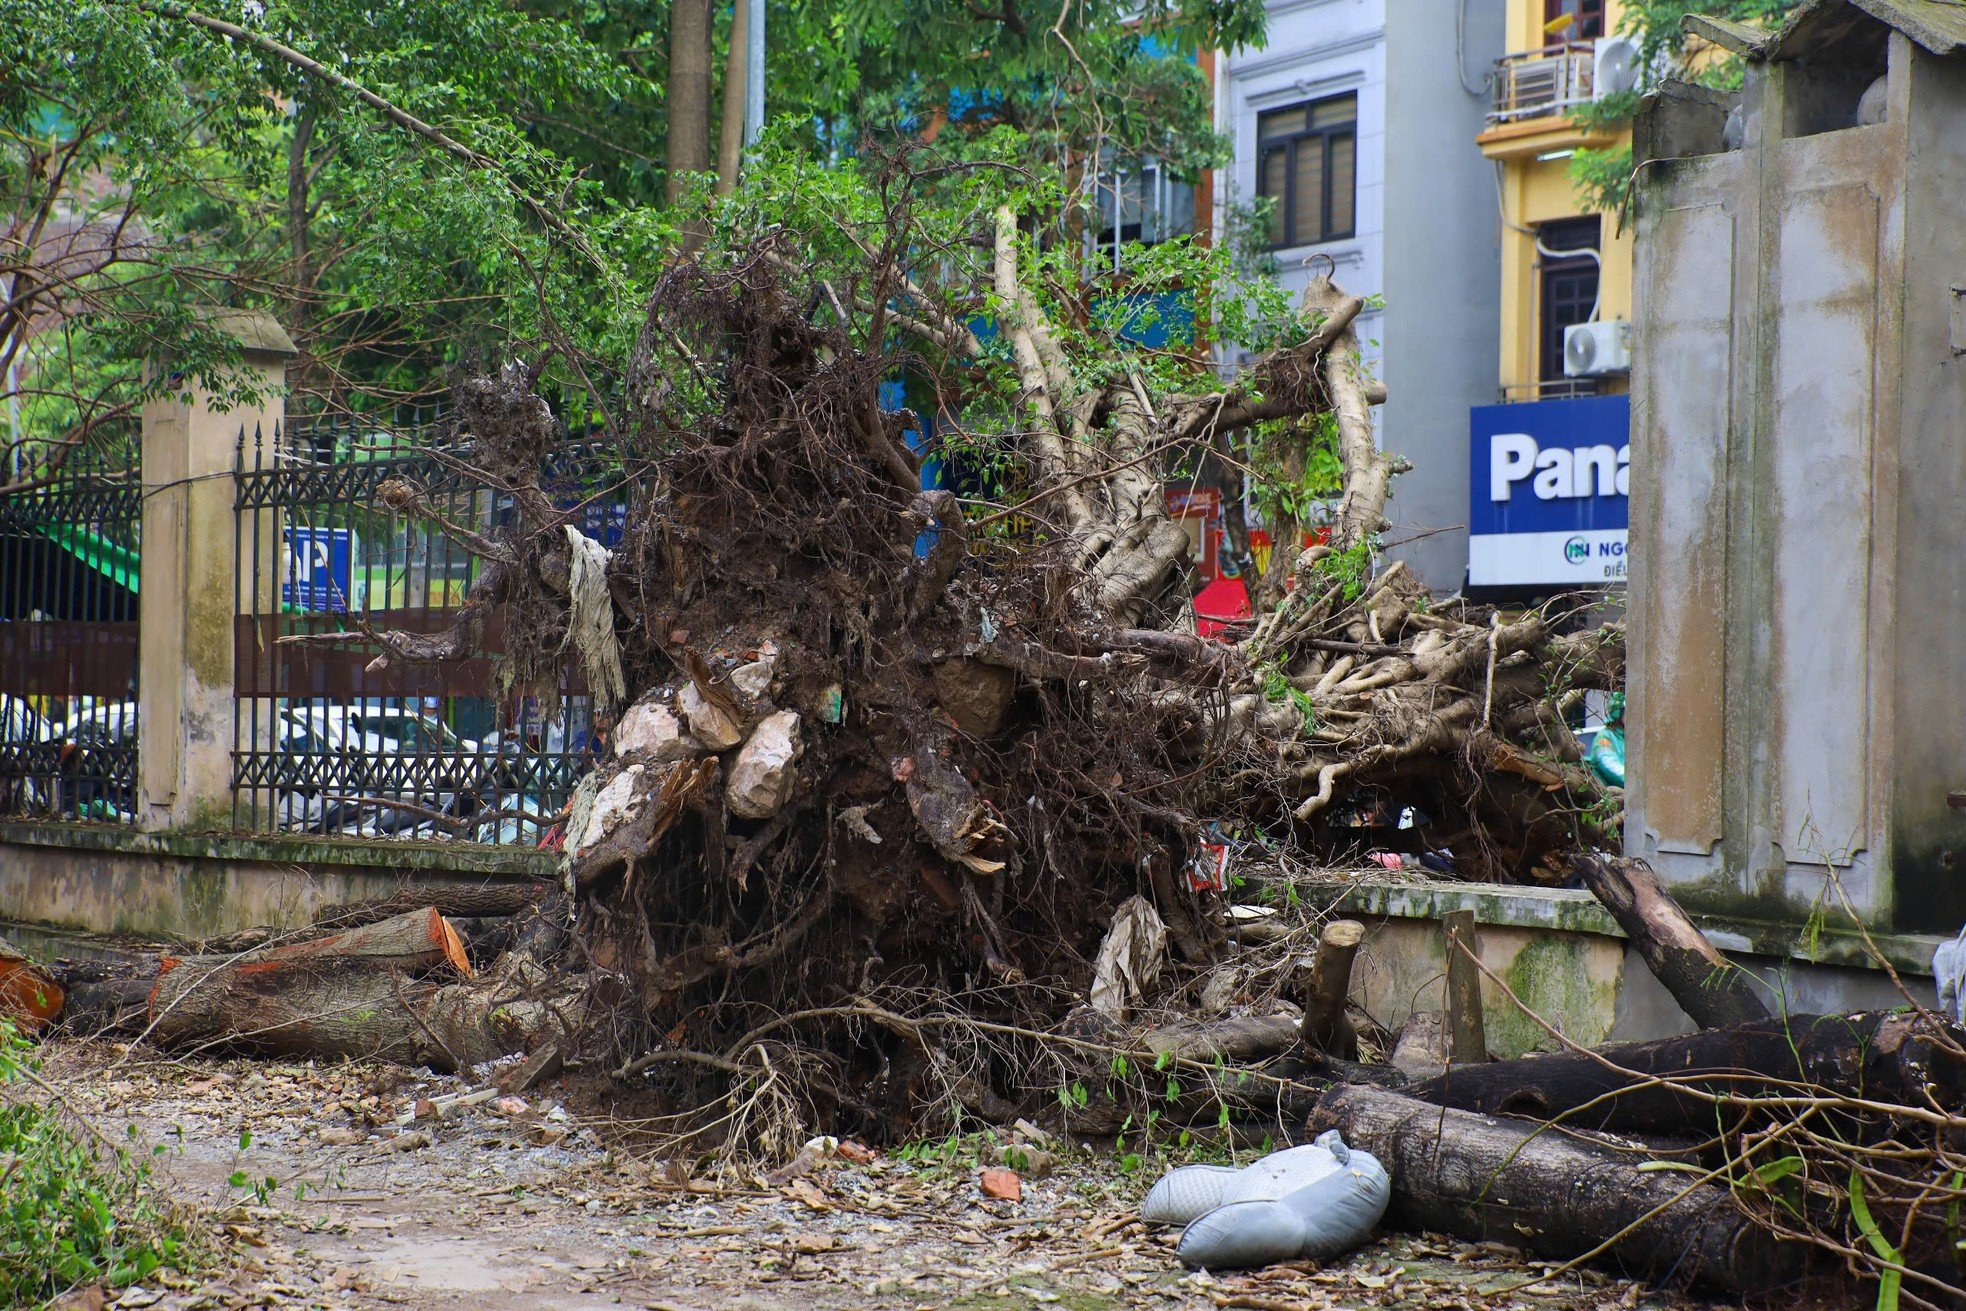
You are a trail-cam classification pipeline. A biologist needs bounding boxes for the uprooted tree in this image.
[273,145,1623,1137]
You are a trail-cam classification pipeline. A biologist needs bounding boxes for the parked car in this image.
[0,694,50,814]
[45,700,139,820]
[272,703,514,838]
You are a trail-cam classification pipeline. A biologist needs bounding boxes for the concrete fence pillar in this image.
[137,310,294,831]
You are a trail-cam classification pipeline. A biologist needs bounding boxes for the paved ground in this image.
[32,1041,1705,1311]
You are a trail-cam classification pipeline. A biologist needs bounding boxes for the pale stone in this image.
[678,683,744,750]
[726,710,802,820]
[613,699,699,763]
[574,765,645,855]
[730,658,774,699]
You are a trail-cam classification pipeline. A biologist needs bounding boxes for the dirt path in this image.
[35,1041,1705,1311]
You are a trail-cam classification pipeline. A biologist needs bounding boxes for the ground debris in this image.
[20,1039,1722,1311]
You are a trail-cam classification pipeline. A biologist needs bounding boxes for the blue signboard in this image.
[1468,394,1631,587]
[285,526,353,613]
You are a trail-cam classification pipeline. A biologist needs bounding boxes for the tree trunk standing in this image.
[1441,909,1488,1065]
[715,0,748,196]
[666,0,714,207]
[285,99,318,391]
[1311,1084,1800,1295]
[1573,853,1768,1029]
[1298,918,1363,1060]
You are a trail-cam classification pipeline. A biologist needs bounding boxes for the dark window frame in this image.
[1537,216,1602,383]
[1544,0,1606,40]
[1257,94,1358,250]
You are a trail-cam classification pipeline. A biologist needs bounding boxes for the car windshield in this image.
[281,714,343,753]
[68,705,135,743]
[355,712,462,753]
[0,698,39,741]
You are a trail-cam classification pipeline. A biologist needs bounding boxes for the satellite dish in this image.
[1593,37,1641,99]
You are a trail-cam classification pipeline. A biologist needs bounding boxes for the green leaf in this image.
[1849,1169,1903,1311]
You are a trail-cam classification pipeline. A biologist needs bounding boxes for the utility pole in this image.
[743,0,764,147]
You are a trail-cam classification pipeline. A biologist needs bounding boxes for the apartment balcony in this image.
[1488,40,1598,126]
[1477,38,1626,162]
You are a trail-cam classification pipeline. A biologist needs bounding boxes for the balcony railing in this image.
[1498,377,1601,404]
[1489,41,1597,125]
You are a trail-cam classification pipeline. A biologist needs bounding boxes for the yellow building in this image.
[1477,0,1634,401]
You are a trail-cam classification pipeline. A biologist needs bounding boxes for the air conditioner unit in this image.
[1592,36,1641,100]
[1563,320,1631,377]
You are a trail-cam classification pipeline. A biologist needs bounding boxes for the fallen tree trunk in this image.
[313,882,549,930]
[145,908,511,1069]
[1403,1011,1966,1134]
[197,906,473,975]
[49,951,156,1035]
[1311,1083,1802,1294]
[0,937,64,1032]
[1573,853,1767,1029]
[1143,1015,1301,1064]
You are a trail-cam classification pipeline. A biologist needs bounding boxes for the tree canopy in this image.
[2,0,1268,476]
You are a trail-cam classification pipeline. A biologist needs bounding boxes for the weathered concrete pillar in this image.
[137,311,295,831]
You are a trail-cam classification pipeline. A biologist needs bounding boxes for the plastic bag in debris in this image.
[1935,927,1966,1025]
[1141,1131,1391,1271]
[1088,895,1167,1021]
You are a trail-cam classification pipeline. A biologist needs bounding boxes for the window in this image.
[1537,217,1601,384]
[1093,156,1195,253]
[1544,0,1605,40]
[1257,94,1357,249]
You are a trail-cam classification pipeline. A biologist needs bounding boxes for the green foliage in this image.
[3,0,662,464]
[7,0,1324,561]
[1567,0,1799,214]
[761,0,1262,174]
[1849,1169,1904,1311]
[1261,665,1317,731]
[0,1022,188,1302]
[1314,539,1374,602]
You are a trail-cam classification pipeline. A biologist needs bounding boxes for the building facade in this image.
[1217,0,1506,592]
[1467,0,1637,591]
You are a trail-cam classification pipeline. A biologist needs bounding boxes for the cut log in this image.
[0,937,65,1033]
[1298,919,1363,1060]
[1143,1014,1300,1063]
[211,906,471,976]
[1572,853,1767,1029]
[49,950,158,1035]
[1441,910,1487,1065]
[314,883,548,930]
[1403,1011,1966,1136]
[1388,1010,1448,1081]
[1311,1083,1801,1294]
[146,908,489,1068]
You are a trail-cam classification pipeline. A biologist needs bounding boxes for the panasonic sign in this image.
[1468,395,1630,587]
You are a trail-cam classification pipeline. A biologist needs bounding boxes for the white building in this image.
[1217,0,1506,591]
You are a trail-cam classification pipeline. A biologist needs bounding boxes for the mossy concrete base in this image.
[1301,876,1943,1056]
[0,822,552,940]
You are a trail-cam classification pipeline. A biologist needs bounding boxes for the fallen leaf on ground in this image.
[785,1177,831,1211]
[980,1168,1022,1201]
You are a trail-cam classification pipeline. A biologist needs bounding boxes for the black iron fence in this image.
[0,435,142,822]
[231,414,606,847]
